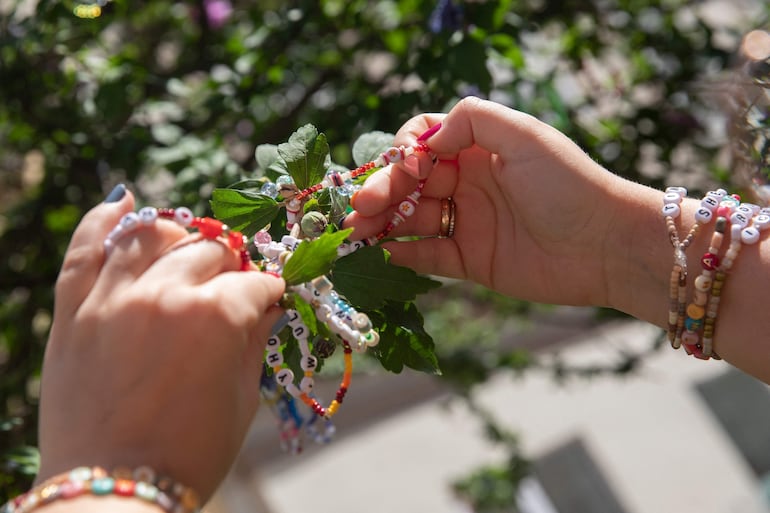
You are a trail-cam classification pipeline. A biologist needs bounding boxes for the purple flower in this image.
[204,0,232,29]
[429,0,464,34]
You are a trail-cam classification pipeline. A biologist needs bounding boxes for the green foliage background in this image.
[1,0,768,507]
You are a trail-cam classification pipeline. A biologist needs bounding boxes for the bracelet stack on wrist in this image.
[662,187,770,359]
[1,466,200,513]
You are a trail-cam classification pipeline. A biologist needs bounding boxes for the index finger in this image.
[427,96,546,161]
[55,186,135,318]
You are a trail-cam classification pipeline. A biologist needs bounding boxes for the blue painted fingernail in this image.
[104,183,126,203]
[271,313,290,335]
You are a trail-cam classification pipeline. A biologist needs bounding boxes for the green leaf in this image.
[351,131,394,167]
[277,124,329,190]
[331,247,442,309]
[370,302,440,375]
[282,229,352,286]
[255,143,279,169]
[210,188,280,236]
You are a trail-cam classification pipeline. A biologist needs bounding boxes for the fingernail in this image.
[337,214,347,229]
[270,313,290,335]
[104,183,126,203]
[404,154,420,175]
[349,191,359,210]
[417,122,442,142]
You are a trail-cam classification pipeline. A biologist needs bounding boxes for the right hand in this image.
[345,97,634,307]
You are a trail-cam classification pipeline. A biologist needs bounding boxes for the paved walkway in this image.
[210,319,770,513]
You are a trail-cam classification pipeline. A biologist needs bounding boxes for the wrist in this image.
[603,180,675,326]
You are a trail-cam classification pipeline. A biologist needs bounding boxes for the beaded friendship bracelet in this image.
[101,142,441,449]
[104,206,250,270]
[1,466,200,513]
[664,187,769,360]
[662,186,717,348]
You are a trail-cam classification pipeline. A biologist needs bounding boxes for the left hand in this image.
[37,189,285,500]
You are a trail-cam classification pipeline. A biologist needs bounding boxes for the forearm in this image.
[606,179,770,383]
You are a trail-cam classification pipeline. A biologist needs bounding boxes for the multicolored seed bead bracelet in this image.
[1,466,200,513]
[104,206,250,270]
[662,186,716,348]
[682,211,728,359]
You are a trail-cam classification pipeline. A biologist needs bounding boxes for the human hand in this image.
[346,97,636,307]
[37,186,285,500]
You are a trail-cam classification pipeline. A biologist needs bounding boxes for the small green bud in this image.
[300,211,328,238]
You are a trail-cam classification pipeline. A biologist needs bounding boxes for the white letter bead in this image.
[300,377,315,393]
[137,207,158,225]
[265,350,284,367]
[266,336,281,349]
[754,215,770,230]
[701,196,719,210]
[741,227,761,245]
[694,208,713,224]
[174,207,194,226]
[666,186,687,197]
[663,192,682,204]
[120,212,140,231]
[301,355,318,371]
[737,204,755,216]
[662,203,681,218]
[761,208,770,217]
[292,324,309,340]
[275,368,294,386]
[730,212,750,228]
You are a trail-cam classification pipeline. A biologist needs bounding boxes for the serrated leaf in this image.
[210,188,280,236]
[331,247,441,309]
[282,229,352,285]
[369,302,440,375]
[277,124,329,189]
[352,131,394,167]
